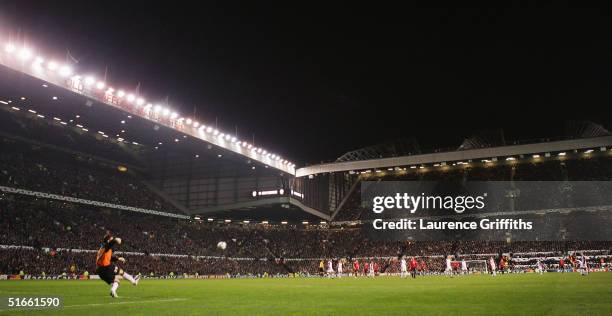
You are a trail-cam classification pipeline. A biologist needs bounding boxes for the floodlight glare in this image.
[5,43,16,53]
[163,108,170,116]
[127,94,135,102]
[84,76,95,85]
[136,98,145,106]
[59,65,72,77]
[170,112,178,119]
[48,61,58,70]
[117,90,125,97]
[18,48,32,60]
[96,81,106,90]
[34,56,44,64]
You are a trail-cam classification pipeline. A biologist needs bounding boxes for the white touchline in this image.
[64,298,188,308]
[0,298,189,313]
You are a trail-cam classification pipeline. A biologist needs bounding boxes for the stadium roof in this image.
[0,39,295,174]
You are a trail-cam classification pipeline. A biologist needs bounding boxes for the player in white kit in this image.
[536,260,544,275]
[337,260,343,278]
[368,261,375,277]
[461,259,468,275]
[579,253,588,276]
[327,259,334,278]
[444,256,453,277]
[400,257,408,278]
[489,257,497,277]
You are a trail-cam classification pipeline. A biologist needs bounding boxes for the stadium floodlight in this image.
[219,133,225,139]
[224,219,231,223]
[243,220,250,224]
[47,61,58,70]
[261,221,269,224]
[302,221,309,225]
[117,90,125,98]
[281,221,288,225]
[136,98,145,106]
[242,142,248,147]
[162,108,170,116]
[34,56,44,64]
[106,87,115,94]
[96,81,106,90]
[207,218,213,222]
[4,43,16,53]
[186,118,192,125]
[127,94,135,102]
[532,154,540,159]
[85,76,95,86]
[52,96,58,100]
[558,152,566,156]
[224,134,231,141]
[59,65,72,77]
[170,112,178,119]
[247,144,252,149]
[506,157,516,161]
[257,148,263,153]
[230,136,236,142]
[154,105,162,113]
[213,129,219,135]
[206,126,213,133]
[193,121,200,128]
[584,149,594,154]
[18,48,32,60]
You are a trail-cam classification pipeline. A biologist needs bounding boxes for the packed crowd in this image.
[0,137,178,214]
[1,196,610,276]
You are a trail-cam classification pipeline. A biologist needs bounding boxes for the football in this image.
[217,241,227,250]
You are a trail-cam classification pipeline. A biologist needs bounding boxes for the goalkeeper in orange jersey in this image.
[95,233,140,298]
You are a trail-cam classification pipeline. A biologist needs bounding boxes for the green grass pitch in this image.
[0,273,610,315]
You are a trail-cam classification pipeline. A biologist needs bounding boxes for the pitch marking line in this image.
[0,298,188,312]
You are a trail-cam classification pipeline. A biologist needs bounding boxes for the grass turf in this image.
[0,273,610,315]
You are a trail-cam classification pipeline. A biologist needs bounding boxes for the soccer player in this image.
[337,259,343,278]
[95,233,140,298]
[579,253,588,276]
[536,260,544,275]
[444,256,453,277]
[368,261,375,277]
[559,257,565,273]
[353,259,360,278]
[318,260,325,277]
[400,257,407,278]
[461,259,468,275]
[326,259,334,278]
[489,257,497,277]
[409,257,418,279]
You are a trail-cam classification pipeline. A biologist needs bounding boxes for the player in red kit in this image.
[559,258,565,273]
[409,257,418,279]
[353,260,360,278]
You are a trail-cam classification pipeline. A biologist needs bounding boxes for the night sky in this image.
[1,2,611,164]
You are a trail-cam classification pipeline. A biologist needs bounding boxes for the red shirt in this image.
[409,259,418,269]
